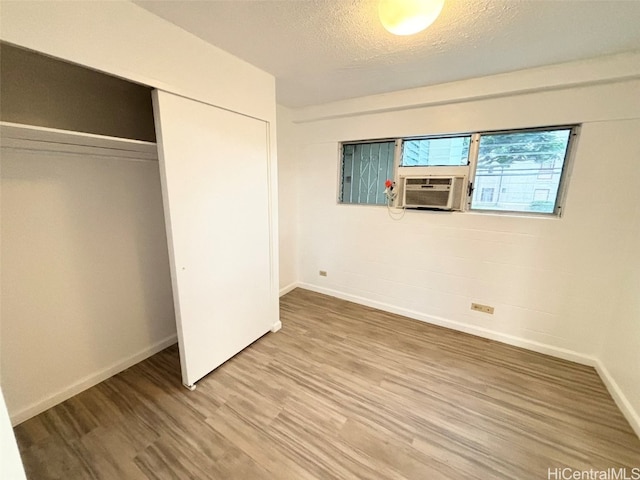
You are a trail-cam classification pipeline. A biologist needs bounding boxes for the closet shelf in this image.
[0,122,158,161]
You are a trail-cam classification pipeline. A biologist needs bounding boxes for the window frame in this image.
[337,138,400,206]
[337,124,580,217]
[466,125,579,217]
[400,134,473,168]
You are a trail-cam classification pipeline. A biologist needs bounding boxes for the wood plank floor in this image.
[14,288,640,479]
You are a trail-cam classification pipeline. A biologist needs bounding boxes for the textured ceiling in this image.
[135,0,640,107]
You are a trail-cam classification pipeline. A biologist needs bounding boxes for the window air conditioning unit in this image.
[402,176,466,211]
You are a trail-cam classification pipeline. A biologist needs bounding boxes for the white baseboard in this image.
[10,334,178,426]
[297,282,640,439]
[298,282,595,366]
[279,282,299,297]
[270,320,283,333]
[593,359,640,439]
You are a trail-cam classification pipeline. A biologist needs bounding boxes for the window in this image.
[402,136,471,166]
[338,126,577,216]
[340,141,395,205]
[471,128,572,214]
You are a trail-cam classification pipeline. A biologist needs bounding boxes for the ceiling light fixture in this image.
[379,0,445,36]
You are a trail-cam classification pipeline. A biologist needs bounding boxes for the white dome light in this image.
[379,0,445,36]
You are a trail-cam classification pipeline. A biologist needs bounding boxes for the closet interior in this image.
[0,43,176,423]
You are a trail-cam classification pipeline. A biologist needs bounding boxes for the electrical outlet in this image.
[471,303,494,314]
[319,270,328,277]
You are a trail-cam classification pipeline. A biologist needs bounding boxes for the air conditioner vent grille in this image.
[425,178,452,186]
[405,177,452,186]
[405,189,450,207]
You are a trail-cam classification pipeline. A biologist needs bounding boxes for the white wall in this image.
[282,60,640,434]
[277,105,299,293]
[598,131,640,436]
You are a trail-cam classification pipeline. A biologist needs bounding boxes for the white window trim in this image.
[467,126,580,217]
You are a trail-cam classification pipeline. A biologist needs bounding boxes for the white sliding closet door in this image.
[152,90,278,388]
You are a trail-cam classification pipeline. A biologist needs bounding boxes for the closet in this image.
[1,44,278,423]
